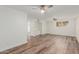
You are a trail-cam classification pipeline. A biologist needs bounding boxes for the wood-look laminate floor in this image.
[0,34,79,54]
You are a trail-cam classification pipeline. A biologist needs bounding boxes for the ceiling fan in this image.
[40,5,53,13]
[32,5,53,13]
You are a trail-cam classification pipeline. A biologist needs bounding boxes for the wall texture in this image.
[28,19,41,36]
[0,6,27,51]
[40,17,76,36]
[76,16,79,42]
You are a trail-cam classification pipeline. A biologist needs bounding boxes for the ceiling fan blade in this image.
[31,5,53,10]
[48,5,53,8]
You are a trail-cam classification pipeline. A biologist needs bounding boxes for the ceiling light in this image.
[41,9,45,13]
[40,5,53,14]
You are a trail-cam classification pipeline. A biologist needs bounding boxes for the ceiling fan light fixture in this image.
[40,5,53,14]
[41,9,45,13]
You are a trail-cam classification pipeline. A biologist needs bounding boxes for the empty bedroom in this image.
[0,5,79,54]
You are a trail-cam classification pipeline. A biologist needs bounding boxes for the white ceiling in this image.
[3,5,79,19]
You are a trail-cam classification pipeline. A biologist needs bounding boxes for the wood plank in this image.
[0,34,79,54]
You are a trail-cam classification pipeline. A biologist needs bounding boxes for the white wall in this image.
[28,18,41,36]
[40,16,76,36]
[40,20,48,34]
[76,16,79,42]
[28,16,76,36]
[0,6,27,51]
